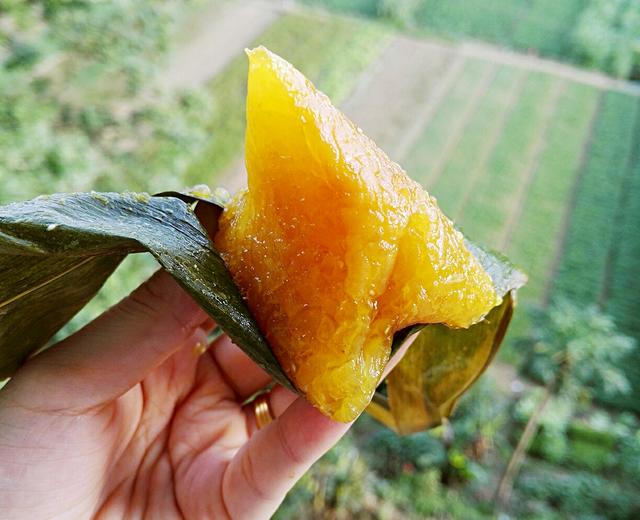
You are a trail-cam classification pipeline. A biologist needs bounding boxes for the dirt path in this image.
[112,0,282,120]
[340,36,455,159]
[392,52,466,162]
[162,0,282,92]
[461,42,640,97]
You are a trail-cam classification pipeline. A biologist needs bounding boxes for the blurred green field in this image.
[401,56,640,408]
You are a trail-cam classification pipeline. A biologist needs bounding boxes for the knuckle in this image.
[276,418,303,466]
[119,276,201,336]
[241,448,272,501]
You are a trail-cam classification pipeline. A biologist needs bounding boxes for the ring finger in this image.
[244,385,298,435]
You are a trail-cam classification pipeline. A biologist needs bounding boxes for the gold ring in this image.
[254,393,274,430]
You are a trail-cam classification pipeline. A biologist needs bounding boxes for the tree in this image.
[495,300,636,510]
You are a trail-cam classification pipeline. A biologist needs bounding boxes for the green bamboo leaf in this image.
[370,245,526,434]
[386,293,515,434]
[0,192,293,390]
[0,253,124,379]
[465,240,527,299]
[367,241,527,434]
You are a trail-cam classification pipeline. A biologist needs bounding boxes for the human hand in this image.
[0,271,351,519]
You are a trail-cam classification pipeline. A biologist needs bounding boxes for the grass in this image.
[404,58,492,186]
[552,91,639,304]
[507,83,600,302]
[183,12,390,185]
[425,65,522,214]
[457,72,557,247]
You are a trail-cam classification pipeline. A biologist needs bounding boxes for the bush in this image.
[617,429,640,487]
[376,469,492,520]
[519,301,636,402]
[571,0,640,78]
[364,428,446,477]
[517,464,640,519]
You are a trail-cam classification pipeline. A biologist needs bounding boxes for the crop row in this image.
[457,72,557,248]
[507,83,600,302]
[605,104,640,335]
[183,13,390,185]
[552,91,639,305]
[601,97,640,412]
[427,65,524,218]
[605,126,640,411]
[404,58,491,187]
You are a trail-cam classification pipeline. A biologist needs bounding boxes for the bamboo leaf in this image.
[0,192,293,390]
[372,247,526,434]
[0,253,124,378]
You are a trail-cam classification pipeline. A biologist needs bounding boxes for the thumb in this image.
[13,269,212,411]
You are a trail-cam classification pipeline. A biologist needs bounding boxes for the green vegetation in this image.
[607,155,640,335]
[553,92,639,304]
[414,0,586,57]
[516,461,640,519]
[507,84,600,301]
[606,103,640,333]
[459,73,558,247]
[0,0,199,332]
[0,0,207,203]
[506,302,638,518]
[427,64,522,215]
[401,40,640,415]
[404,58,493,186]
[299,0,640,78]
[571,0,640,78]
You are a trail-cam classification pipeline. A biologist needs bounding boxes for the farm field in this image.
[397,55,640,406]
[301,0,586,58]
